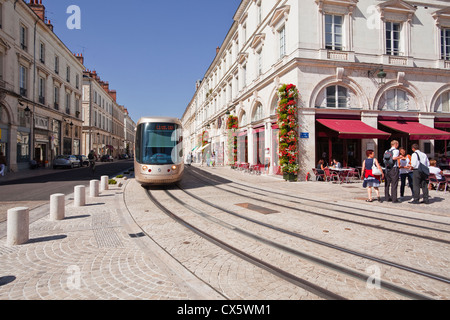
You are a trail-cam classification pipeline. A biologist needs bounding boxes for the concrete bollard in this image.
[100,175,109,191]
[90,180,99,197]
[74,185,86,207]
[7,207,29,246]
[50,193,65,221]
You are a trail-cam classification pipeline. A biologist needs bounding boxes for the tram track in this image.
[187,167,450,244]
[178,168,450,293]
[143,184,437,300]
[145,188,345,300]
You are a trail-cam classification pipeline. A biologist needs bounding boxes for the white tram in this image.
[134,117,184,186]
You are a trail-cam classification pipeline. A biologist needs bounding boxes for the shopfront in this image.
[378,118,450,159]
[316,117,391,167]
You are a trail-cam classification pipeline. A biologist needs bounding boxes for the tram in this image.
[134,117,184,186]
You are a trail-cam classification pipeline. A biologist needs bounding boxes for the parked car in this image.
[53,155,81,169]
[75,155,89,167]
[101,155,114,162]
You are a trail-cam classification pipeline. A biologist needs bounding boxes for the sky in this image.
[43,0,241,123]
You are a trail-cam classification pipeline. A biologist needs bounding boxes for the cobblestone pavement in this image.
[0,165,449,300]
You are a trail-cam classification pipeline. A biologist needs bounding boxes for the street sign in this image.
[300,132,309,139]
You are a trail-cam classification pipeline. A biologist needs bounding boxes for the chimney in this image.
[28,0,46,22]
[46,19,53,32]
[109,90,117,102]
[216,46,220,55]
[74,53,84,66]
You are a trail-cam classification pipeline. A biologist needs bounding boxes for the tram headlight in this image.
[142,166,148,171]
[172,165,177,171]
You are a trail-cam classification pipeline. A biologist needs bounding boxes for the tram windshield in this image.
[135,122,182,165]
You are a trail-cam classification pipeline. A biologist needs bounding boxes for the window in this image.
[20,25,27,51]
[279,26,286,58]
[54,86,59,110]
[17,132,30,163]
[0,3,3,29]
[257,49,262,76]
[40,42,45,64]
[257,1,262,25]
[76,74,80,89]
[39,77,45,104]
[436,91,450,113]
[325,15,343,50]
[66,66,71,82]
[19,65,27,97]
[385,89,408,111]
[66,93,71,114]
[55,56,59,74]
[386,22,401,56]
[252,104,264,122]
[441,28,450,60]
[0,52,3,80]
[326,85,348,108]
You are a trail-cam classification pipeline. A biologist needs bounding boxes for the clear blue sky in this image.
[43,0,241,123]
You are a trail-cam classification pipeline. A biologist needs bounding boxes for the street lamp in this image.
[368,67,387,86]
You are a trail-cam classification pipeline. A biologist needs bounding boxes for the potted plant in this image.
[277,84,300,181]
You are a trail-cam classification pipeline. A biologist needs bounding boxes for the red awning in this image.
[435,122,450,129]
[317,119,391,139]
[379,121,450,140]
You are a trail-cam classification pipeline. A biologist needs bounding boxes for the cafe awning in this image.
[379,121,450,140]
[317,119,391,139]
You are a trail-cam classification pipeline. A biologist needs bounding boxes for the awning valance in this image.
[317,119,391,140]
[379,121,450,140]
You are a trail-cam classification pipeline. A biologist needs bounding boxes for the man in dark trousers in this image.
[410,144,430,204]
[384,140,401,203]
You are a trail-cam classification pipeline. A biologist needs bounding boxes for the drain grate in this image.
[235,203,279,215]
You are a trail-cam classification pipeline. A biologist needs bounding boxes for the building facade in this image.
[181,0,450,178]
[0,0,84,172]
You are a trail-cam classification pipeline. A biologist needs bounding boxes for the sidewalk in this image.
[0,172,223,300]
[0,165,448,300]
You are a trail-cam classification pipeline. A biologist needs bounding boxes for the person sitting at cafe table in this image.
[332,158,342,169]
[429,159,446,190]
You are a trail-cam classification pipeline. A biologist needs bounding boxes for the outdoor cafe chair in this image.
[323,167,339,182]
[428,173,446,191]
[312,168,325,181]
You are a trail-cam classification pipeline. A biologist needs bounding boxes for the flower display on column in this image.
[226,115,238,165]
[277,84,300,176]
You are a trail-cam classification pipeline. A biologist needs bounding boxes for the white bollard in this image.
[100,175,109,191]
[74,185,86,207]
[90,180,99,197]
[7,207,29,246]
[50,193,65,221]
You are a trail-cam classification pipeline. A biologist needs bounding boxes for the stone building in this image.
[181,0,450,178]
[0,0,84,172]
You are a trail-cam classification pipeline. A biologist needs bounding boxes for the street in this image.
[0,160,134,223]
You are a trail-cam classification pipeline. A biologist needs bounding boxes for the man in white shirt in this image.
[410,143,430,204]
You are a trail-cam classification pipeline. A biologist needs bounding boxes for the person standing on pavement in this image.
[0,152,6,176]
[384,140,401,203]
[361,150,384,202]
[410,144,430,204]
[398,147,413,199]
